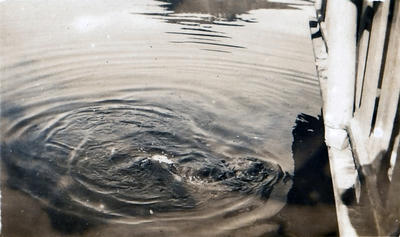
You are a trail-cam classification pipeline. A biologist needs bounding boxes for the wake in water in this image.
[1,99,287,231]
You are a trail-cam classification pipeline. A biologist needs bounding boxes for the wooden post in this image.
[324,0,358,149]
[323,1,359,236]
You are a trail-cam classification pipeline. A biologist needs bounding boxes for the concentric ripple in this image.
[2,99,286,221]
[1,0,322,235]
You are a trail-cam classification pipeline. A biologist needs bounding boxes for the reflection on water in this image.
[275,114,338,236]
[0,0,329,236]
[155,0,300,21]
[138,0,311,50]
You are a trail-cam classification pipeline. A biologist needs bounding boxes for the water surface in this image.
[0,0,323,236]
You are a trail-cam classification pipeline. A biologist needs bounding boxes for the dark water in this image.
[3,98,286,218]
[0,0,333,236]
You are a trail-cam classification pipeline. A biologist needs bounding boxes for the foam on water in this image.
[150,155,174,164]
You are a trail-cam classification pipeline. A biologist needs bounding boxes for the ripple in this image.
[1,0,321,234]
[2,99,287,223]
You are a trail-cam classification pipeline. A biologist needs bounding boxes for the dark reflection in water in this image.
[155,0,300,21]
[137,0,311,51]
[138,9,248,49]
[288,113,335,206]
[274,113,339,236]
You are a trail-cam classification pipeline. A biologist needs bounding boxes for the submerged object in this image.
[1,100,287,232]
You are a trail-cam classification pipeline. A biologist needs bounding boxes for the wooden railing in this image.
[312,0,400,236]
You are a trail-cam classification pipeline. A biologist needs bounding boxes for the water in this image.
[0,0,326,236]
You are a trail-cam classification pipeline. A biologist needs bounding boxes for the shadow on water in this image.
[272,113,339,236]
[289,113,335,206]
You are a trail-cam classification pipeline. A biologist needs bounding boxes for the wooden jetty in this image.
[310,0,399,235]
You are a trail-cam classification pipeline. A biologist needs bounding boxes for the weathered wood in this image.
[324,0,331,32]
[328,147,358,237]
[311,0,400,235]
[351,1,400,235]
[324,0,357,149]
[315,0,327,22]
[322,1,360,235]
[355,1,373,110]
[349,119,369,166]
[369,0,400,164]
[354,1,391,140]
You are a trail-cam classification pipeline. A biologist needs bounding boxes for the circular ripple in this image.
[2,99,285,221]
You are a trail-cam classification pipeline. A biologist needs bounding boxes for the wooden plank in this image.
[369,0,400,162]
[324,0,332,32]
[349,119,370,166]
[327,146,358,237]
[316,0,328,22]
[322,1,400,235]
[319,21,328,46]
[355,1,373,109]
[357,2,400,232]
[354,1,391,138]
[322,1,359,234]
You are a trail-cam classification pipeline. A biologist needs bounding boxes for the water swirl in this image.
[2,97,287,223]
[1,0,321,235]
